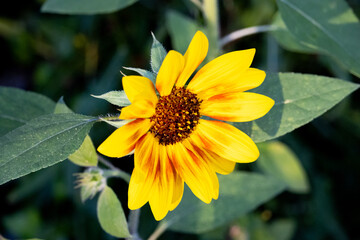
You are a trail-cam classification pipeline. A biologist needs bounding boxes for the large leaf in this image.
[97,186,131,238]
[0,113,96,185]
[164,172,286,234]
[271,13,315,53]
[232,73,359,143]
[54,98,98,167]
[166,10,199,54]
[41,0,138,14]
[277,0,360,77]
[0,87,55,136]
[258,141,310,193]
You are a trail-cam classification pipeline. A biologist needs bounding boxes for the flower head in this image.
[74,168,106,202]
[98,31,274,220]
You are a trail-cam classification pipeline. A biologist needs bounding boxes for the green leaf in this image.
[91,91,131,107]
[68,135,98,167]
[97,186,131,238]
[0,113,96,185]
[258,141,310,193]
[41,0,138,15]
[277,0,360,77]
[123,67,156,84]
[150,32,167,73]
[232,72,359,143]
[54,98,98,167]
[166,10,199,54]
[0,87,55,136]
[271,13,315,53]
[54,97,72,114]
[164,172,286,234]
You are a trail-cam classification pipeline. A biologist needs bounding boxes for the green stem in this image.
[219,25,277,47]
[148,221,169,240]
[98,155,131,183]
[203,0,220,59]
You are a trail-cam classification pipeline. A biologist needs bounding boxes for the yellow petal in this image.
[97,119,152,158]
[128,168,154,210]
[201,92,274,122]
[186,142,236,175]
[196,68,266,100]
[169,171,184,211]
[168,142,218,203]
[149,145,175,221]
[128,135,159,209]
[156,50,185,96]
[122,76,157,103]
[175,31,209,87]
[194,120,259,163]
[120,91,157,119]
[187,49,257,98]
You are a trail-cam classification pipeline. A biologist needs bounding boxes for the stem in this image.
[190,0,203,10]
[127,209,142,240]
[98,155,131,183]
[148,222,169,240]
[203,0,220,59]
[220,25,277,47]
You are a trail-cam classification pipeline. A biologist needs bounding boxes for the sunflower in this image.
[97,31,274,220]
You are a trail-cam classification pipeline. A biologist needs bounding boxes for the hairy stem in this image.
[148,221,169,240]
[203,0,220,59]
[98,154,130,183]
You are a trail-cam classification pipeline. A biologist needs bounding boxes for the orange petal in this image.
[168,142,218,203]
[122,76,157,103]
[120,90,157,119]
[175,31,209,87]
[201,92,274,122]
[97,119,152,158]
[197,68,266,100]
[156,50,185,96]
[193,120,259,163]
[187,49,258,98]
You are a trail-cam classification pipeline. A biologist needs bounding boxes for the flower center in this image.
[149,87,202,145]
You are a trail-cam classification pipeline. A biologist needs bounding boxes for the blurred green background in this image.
[1,0,360,239]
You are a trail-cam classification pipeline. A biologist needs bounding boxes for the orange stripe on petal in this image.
[169,142,217,203]
[187,49,257,98]
[176,31,209,87]
[156,50,185,96]
[122,76,157,103]
[128,136,160,209]
[97,119,152,158]
[194,120,259,163]
[201,92,274,122]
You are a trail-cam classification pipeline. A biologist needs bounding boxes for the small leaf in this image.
[54,97,72,114]
[123,67,156,84]
[166,10,199,53]
[41,0,138,14]
[258,141,310,193]
[91,91,131,107]
[164,171,286,234]
[277,0,360,77]
[0,87,55,136]
[54,98,98,167]
[68,135,98,167]
[97,186,131,238]
[150,32,167,73]
[232,72,359,143]
[0,113,96,185]
[100,118,132,129]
